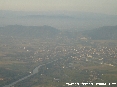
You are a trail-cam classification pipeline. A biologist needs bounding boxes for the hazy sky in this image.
[0,0,117,15]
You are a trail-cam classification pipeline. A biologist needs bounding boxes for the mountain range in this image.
[0,25,117,40]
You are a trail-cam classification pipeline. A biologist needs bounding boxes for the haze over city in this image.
[0,0,117,87]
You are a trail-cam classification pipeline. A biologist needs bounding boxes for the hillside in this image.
[0,25,60,38]
[83,25,117,40]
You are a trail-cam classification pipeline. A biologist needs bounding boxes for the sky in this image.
[0,0,117,15]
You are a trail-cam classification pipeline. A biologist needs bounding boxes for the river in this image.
[3,59,58,87]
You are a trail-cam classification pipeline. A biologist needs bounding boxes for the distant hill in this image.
[0,25,60,38]
[22,14,73,19]
[1,10,117,30]
[83,25,117,40]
